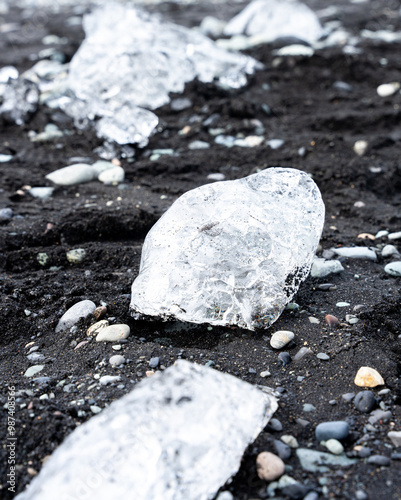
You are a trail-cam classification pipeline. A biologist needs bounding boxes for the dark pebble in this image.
[391,453,401,460]
[367,455,391,466]
[281,483,310,499]
[358,447,372,458]
[315,421,349,441]
[278,352,291,366]
[317,283,335,291]
[354,390,376,413]
[274,439,292,460]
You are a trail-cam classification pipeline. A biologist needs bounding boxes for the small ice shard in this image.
[0,78,39,125]
[131,167,325,330]
[224,0,323,44]
[15,360,278,500]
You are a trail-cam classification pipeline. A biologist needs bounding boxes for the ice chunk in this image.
[15,360,277,500]
[0,78,39,124]
[59,3,262,146]
[224,0,322,44]
[130,167,325,330]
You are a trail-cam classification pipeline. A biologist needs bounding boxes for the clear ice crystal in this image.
[0,78,39,125]
[224,0,323,44]
[130,168,325,330]
[59,3,262,146]
[15,360,277,500]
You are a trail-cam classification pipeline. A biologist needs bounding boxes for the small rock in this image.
[367,455,391,466]
[281,482,311,499]
[215,492,234,500]
[336,302,350,307]
[109,355,125,367]
[354,201,365,208]
[267,418,283,432]
[149,357,160,369]
[270,330,294,349]
[91,160,115,176]
[99,375,121,386]
[189,141,210,150]
[256,451,285,481]
[355,490,368,500]
[207,173,225,181]
[324,439,344,455]
[303,493,319,500]
[0,153,13,162]
[66,248,86,264]
[345,314,359,324]
[368,409,392,425]
[331,246,377,261]
[388,231,401,240]
[90,405,102,414]
[375,230,389,238]
[308,317,320,324]
[384,261,401,277]
[377,82,400,97]
[86,320,109,337]
[24,365,44,377]
[388,431,401,448]
[296,448,357,473]
[98,165,125,184]
[46,164,97,186]
[260,370,271,378]
[357,233,375,240]
[171,97,192,111]
[310,258,344,278]
[281,435,299,448]
[316,353,330,361]
[354,391,376,413]
[267,139,284,149]
[93,306,107,320]
[278,352,291,366]
[357,447,372,458]
[96,324,130,342]
[315,421,349,441]
[56,300,96,332]
[293,347,312,361]
[0,208,13,220]
[325,314,339,326]
[353,140,368,156]
[27,353,45,363]
[303,404,316,412]
[29,187,54,199]
[342,392,355,402]
[274,439,292,460]
[354,367,384,387]
[382,244,399,258]
[37,252,49,266]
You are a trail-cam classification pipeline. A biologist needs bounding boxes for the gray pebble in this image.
[109,355,125,367]
[27,352,45,363]
[317,283,335,291]
[0,208,13,220]
[24,365,44,377]
[367,455,391,466]
[354,391,376,413]
[149,357,160,369]
[331,246,377,261]
[368,409,392,425]
[268,418,283,432]
[384,261,401,277]
[342,392,355,402]
[310,258,344,278]
[281,482,310,499]
[391,453,401,460]
[278,352,291,366]
[315,421,349,441]
[303,492,319,500]
[96,324,130,342]
[316,352,330,361]
[355,490,368,500]
[270,330,294,349]
[56,300,96,332]
[274,439,292,460]
[46,163,97,186]
[358,447,372,458]
[329,400,337,405]
[66,248,86,264]
[171,97,192,111]
[303,403,316,412]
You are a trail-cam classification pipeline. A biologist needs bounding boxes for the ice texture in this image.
[130,167,325,330]
[224,0,322,44]
[15,360,278,500]
[0,78,39,124]
[58,3,262,146]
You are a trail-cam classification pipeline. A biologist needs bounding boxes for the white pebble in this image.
[308,317,320,324]
[353,140,368,156]
[336,302,350,307]
[270,330,294,349]
[281,435,299,448]
[24,365,44,377]
[96,324,130,342]
[46,164,97,186]
[99,375,121,386]
[384,261,401,277]
[66,248,86,264]
[310,257,344,278]
[207,173,225,181]
[86,320,109,337]
[377,82,400,97]
[388,231,401,240]
[260,370,271,378]
[324,438,344,455]
[331,247,377,260]
[267,139,284,149]
[98,165,125,185]
[345,314,359,324]
[375,230,389,238]
[56,300,96,332]
[92,160,115,176]
[29,187,54,199]
[382,245,399,258]
[109,355,125,367]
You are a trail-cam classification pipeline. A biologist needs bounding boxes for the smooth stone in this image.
[293,347,312,361]
[315,421,349,441]
[149,357,160,369]
[358,447,372,458]
[331,246,377,260]
[296,418,310,427]
[0,153,13,162]
[270,330,294,349]
[27,353,45,363]
[207,173,225,181]
[345,314,359,324]
[94,306,107,320]
[90,405,102,414]
[260,370,271,378]
[281,482,310,499]
[355,490,368,500]
[303,404,316,412]
[310,257,344,278]
[189,140,210,150]
[274,439,292,460]
[266,139,284,149]
[87,320,109,337]
[375,230,389,238]
[325,314,339,326]
[382,244,399,257]
[353,140,368,156]
[56,300,96,332]
[66,248,86,264]
[367,455,390,466]
[296,448,357,473]
[0,208,13,220]
[388,231,401,240]
[98,165,125,184]
[354,391,376,413]
[324,439,344,455]
[171,97,192,111]
[368,409,392,425]
[256,451,285,481]
[281,435,299,448]
[308,316,320,324]
[384,261,401,277]
[278,352,291,366]
[96,324,130,342]
[29,187,55,199]
[46,164,97,186]
[354,367,385,387]
[303,493,319,500]
[24,365,44,377]
[91,160,115,176]
[388,431,401,447]
[109,355,125,367]
[342,392,355,402]
[216,492,234,500]
[336,302,350,307]
[377,82,400,97]
[316,353,330,361]
[99,375,121,386]
[268,418,283,432]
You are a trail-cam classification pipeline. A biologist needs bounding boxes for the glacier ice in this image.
[130,167,325,330]
[0,78,39,125]
[15,360,278,500]
[224,0,323,44]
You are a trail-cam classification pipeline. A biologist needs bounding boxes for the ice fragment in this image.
[131,167,325,330]
[16,360,277,500]
[0,78,39,124]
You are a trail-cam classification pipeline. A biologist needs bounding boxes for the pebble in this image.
[91,160,115,176]
[384,261,401,277]
[357,232,375,240]
[331,246,377,260]
[207,173,225,181]
[278,352,291,366]
[98,165,125,184]
[303,404,316,412]
[27,353,45,363]
[56,300,96,332]
[357,447,372,458]
[28,187,54,199]
[354,390,376,413]
[270,330,294,349]
[325,314,338,326]
[353,140,368,156]
[377,82,400,97]
[382,244,399,257]
[293,347,312,361]
[186,140,210,151]
[388,231,401,240]
[0,153,13,162]
[149,357,160,369]
[0,208,13,220]
[267,139,284,149]
[296,448,356,473]
[388,431,401,447]
[46,164,97,186]
[96,324,130,342]
[112,344,122,351]
[86,320,109,337]
[274,439,292,460]
[37,252,49,266]
[281,482,310,499]
[66,248,86,264]
[24,365,44,377]
[354,201,365,208]
[304,493,319,500]
[354,366,384,387]
[336,301,350,307]
[109,355,125,367]
[260,370,271,377]
[268,418,283,432]
[215,492,234,500]
[310,258,344,277]
[324,439,344,455]
[368,409,392,425]
[256,451,285,481]
[281,435,299,448]
[315,421,349,441]
[99,375,121,386]
[345,314,359,324]
[342,392,355,402]
[376,230,389,238]
[90,405,102,414]
[316,353,330,361]
[367,455,391,466]
[308,317,320,324]
[355,490,368,500]
[93,306,107,320]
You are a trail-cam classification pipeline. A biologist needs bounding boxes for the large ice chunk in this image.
[130,167,325,330]
[16,360,278,500]
[224,0,323,44]
[59,3,262,146]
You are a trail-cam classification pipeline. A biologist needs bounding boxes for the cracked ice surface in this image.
[60,3,262,146]
[130,168,325,330]
[16,360,278,500]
